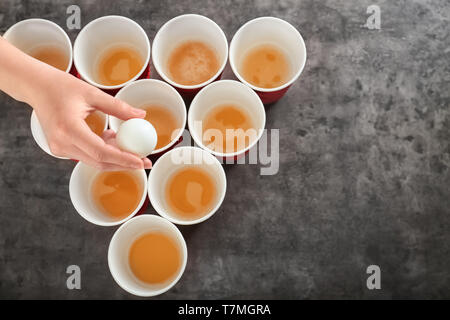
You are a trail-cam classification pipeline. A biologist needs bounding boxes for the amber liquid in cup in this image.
[129,232,181,284]
[241,44,290,89]
[167,41,220,86]
[96,46,144,86]
[29,46,69,71]
[165,166,217,220]
[141,104,179,150]
[202,104,254,153]
[85,112,105,136]
[91,171,141,219]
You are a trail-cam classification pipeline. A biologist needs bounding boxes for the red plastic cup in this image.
[73,15,151,95]
[147,146,227,225]
[152,14,228,100]
[3,19,73,74]
[188,80,266,161]
[69,162,148,226]
[229,17,307,104]
[109,79,187,159]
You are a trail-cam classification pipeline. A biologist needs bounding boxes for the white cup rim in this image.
[188,79,266,158]
[3,18,73,73]
[112,79,187,154]
[73,15,151,90]
[108,214,188,297]
[148,146,227,225]
[69,162,148,226]
[152,13,228,90]
[229,16,307,93]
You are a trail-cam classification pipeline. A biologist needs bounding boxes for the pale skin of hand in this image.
[0,36,151,171]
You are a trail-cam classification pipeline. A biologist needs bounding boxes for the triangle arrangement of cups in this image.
[4,14,306,297]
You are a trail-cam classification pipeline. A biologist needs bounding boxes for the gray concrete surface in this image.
[0,0,449,299]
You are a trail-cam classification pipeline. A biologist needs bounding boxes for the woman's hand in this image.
[33,67,152,170]
[0,36,151,171]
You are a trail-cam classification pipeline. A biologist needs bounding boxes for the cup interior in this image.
[73,15,150,89]
[230,17,307,91]
[108,214,187,297]
[188,80,266,157]
[69,162,147,226]
[87,110,109,134]
[3,18,73,72]
[148,147,227,225]
[111,79,186,154]
[152,14,228,89]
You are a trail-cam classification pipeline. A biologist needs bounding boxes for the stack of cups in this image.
[109,79,187,160]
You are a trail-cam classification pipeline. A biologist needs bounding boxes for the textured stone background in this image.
[0,0,449,299]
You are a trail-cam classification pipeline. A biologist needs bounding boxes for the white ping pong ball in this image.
[116,118,158,158]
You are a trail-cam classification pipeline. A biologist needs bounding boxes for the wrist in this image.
[0,37,58,109]
[20,64,55,107]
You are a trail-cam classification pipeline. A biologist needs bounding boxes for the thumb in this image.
[90,90,145,120]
